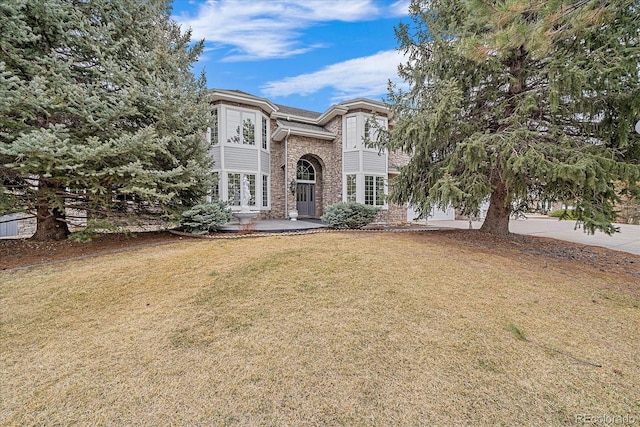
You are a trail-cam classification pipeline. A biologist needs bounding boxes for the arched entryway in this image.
[296,158,316,216]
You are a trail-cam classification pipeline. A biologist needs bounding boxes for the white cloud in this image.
[388,0,411,16]
[174,0,399,61]
[260,50,408,103]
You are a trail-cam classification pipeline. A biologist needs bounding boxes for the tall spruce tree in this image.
[384,0,640,235]
[0,0,212,240]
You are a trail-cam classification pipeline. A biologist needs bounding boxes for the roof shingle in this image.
[274,104,322,119]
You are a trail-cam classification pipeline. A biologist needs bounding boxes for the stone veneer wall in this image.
[285,134,342,217]
[388,149,411,169]
[263,115,344,219]
[17,213,36,237]
[265,137,287,219]
[379,149,412,224]
[374,203,408,224]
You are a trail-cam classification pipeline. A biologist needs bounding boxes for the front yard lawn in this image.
[1,232,638,425]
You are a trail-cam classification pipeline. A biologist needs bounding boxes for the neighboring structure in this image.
[208,89,452,223]
[0,213,36,238]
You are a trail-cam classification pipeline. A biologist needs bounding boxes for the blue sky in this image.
[171,0,411,113]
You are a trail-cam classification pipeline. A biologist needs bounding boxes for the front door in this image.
[296,183,315,216]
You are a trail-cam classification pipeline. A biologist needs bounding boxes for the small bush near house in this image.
[548,209,577,220]
[321,202,380,229]
[180,201,232,235]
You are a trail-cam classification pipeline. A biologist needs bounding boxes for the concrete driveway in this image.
[430,217,640,255]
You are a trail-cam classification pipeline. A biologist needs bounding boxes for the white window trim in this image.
[343,114,359,151]
[261,174,270,208]
[208,107,219,146]
[343,113,389,154]
[345,174,357,203]
[206,172,220,203]
[363,174,387,208]
[221,171,271,211]
[221,106,258,147]
[342,172,388,208]
[261,116,270,152]
[296,159,316,184]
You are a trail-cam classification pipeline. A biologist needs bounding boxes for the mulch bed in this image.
[432,229,640,279]
[0,231,181,271]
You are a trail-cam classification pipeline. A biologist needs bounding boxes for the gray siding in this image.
[0,214,18,237]
[343,151,360,173]
[210,146,221,170]
[224,146,259,170]
[362,151,387,174]
[261,152,270,174]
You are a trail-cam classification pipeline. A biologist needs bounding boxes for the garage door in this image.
[0,214,18,237]
[407,205,454,222]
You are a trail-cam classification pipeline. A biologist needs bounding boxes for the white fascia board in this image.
[210,89,278,114]
[292,127,335,140]
[270,99,390,124]
[339,98,390,116]
[316,105,349,125]
[271,126,289,142]
[271,105,350,126]
[271,125,335,142]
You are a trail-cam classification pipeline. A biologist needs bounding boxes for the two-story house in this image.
[207,89,453,223]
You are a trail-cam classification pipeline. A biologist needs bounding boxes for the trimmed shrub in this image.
[321,202,381,229]
[180,201,232,235]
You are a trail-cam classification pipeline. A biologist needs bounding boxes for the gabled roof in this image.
[210,89,389,121]
[210,89,391,142]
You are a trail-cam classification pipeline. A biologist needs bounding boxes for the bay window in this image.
[226,110,256,145]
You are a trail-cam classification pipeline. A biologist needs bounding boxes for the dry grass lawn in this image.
[1,232,638,426]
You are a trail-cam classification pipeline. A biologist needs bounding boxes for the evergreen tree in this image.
[384,0,640,235]
[0,0,212,240]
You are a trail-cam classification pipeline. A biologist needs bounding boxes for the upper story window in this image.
[261,117,268,150]
[345,114,387,151]
[345,116,357,149]
[206,108,219,146]
[211,109,218,145]
[365,117,386,145]
[227,109,256,145]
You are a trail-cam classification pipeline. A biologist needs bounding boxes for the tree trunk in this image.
[31,182,69,241]
[479,48,524,237]
[480,176,511,236]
